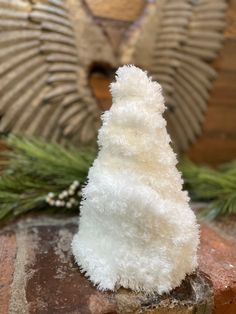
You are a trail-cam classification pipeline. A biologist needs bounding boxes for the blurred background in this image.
[0,2,236,313]
[0,0,235,166]
[87,0,236,166]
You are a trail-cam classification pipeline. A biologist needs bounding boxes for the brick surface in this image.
[199,223,236,314]
[0,215,236,313]
[0,231,17,314]
[24,222,117,313]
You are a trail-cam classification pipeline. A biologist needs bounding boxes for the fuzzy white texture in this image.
[72,65,199,294]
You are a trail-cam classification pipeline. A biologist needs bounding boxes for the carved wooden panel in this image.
[121,0,228,152]
[0,0,116,145]
[0,0,228,154]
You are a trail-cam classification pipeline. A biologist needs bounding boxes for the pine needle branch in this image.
[0,135,96,221]
[179,159,236,219]
[1,136,235,222]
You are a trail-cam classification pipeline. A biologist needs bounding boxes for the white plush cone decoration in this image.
[72,65,199,294]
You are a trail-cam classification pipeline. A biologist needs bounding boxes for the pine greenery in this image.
[0,136,95,221]
[0,135,235,222]
[179,159,236,219]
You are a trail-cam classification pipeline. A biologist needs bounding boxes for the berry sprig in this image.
[45,180,82,208]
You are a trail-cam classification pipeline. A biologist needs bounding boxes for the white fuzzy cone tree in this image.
[72,65,199,294]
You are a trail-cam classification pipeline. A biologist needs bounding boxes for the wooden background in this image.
[86,0,236,166]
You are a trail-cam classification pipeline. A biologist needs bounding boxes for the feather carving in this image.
[0,0,116,145]
[0,0,228,152]
[121,0,228,151]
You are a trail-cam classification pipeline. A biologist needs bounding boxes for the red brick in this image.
[199,224,236,314]
[18,217,213,313]
[2,216,236,313]
[0,232,17,314]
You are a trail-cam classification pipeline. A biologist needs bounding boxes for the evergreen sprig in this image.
[0,136,235,222]
[0,136,95,221]
[179,159,236,219]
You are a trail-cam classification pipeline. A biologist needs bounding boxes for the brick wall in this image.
[187,0,236,165]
